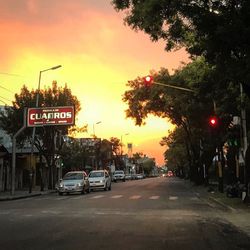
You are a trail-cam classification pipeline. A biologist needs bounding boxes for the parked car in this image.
[136,173,144,179]
[113,170,125,182]
[125,174,132,180]
[88,170,111,191]
[167,171,174,177]
[58,171,90,195]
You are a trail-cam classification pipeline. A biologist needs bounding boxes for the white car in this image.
[58,171,90,195]
[88,170,111,191]
[113,170,125,182]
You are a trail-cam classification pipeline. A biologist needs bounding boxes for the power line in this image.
[0,95,12,102]
[0,85,14,94]
[0,98,8,105]
[0,72,23,77]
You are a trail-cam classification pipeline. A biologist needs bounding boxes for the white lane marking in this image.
[55,197,68,200]
[129,195,141,200]
[149,196,160,200]
[169,196,178,200]
[110,195,123,199]
[90,195,105,199]
[190,197,199,201]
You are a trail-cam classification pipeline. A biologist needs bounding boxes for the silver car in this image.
[88,170,111,191]
[113,170,125,182]
[58,171,90,195]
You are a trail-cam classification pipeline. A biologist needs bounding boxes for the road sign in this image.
[27,106,75,127]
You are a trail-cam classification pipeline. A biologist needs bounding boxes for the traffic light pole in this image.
[217,146,224,193]
[240,83,249,201]
[153,81,196,93]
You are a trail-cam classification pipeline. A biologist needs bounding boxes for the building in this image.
[0,105,42,191]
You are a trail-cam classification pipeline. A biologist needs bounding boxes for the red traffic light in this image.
[209,116,218,127]
[144,75,153,86]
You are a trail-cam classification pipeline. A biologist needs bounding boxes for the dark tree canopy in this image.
[112,0,250,85]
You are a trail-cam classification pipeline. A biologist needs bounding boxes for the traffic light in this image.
[209,116,218,127]
[143,75,154,86]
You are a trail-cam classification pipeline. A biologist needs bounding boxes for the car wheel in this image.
[81,187,86,195]
[58,192,63,196]
[123,179,125,182]
[108,184,111,191]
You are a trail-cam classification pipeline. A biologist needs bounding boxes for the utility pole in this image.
[240,83,248,200]
[11,109,27,195]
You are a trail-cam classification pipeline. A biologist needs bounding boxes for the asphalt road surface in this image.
[0,177,249,250]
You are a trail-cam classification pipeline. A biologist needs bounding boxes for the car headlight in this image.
[77,182,84,187]
[100,179,105,183]
[59,183,64,188]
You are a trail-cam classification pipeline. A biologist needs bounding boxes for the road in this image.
[0,177,249,250]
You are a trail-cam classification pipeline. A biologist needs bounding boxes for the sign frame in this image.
[27,106,75,127]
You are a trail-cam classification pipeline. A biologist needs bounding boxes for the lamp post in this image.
[120,133,129,156]
[93,121,102,137]
[30,65,62,193]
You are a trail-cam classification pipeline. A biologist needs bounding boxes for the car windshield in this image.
[63,173,83,180]
[115,171,123,174]
[89,172,104,178]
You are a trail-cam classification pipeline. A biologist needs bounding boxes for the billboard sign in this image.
[27,106,75,127]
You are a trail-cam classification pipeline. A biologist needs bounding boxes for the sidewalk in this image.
[0,187,56,201]
[184,179,250,237]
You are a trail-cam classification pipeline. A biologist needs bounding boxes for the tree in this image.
[112,1,250,86]
[0,81,81,189]
[121,58,242,183]
[161,127,188,178]
[110,137,126,169]
[141,158,155,176]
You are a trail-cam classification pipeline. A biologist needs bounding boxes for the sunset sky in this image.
[0,0,189,166]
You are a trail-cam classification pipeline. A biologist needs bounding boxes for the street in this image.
[0,177,249,250]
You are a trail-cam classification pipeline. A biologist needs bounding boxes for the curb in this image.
[0,190,57,202]
[0,193,42,201]
[208,196,236,212]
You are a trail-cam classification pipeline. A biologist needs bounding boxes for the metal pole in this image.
[120,133,129,156]
[240,83,248,194]
[93,123,95,137]
[11,109,27,195]
[93,121,101,137]
[240,83,248,157]
[120,135,123,156]
[30,65,62,192]
[30,71,41,152]
[153,81,195,93]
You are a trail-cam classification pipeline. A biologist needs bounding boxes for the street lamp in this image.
[120,133,129,156]
[93,121,102,137]
[30,65,62,193]
[36,65,62,106]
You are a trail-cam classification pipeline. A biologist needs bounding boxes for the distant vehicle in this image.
[58,171,90,196]
[136,173,144,180]
[113,170,125,182]
[125,174,132,180]
[167,171,174,177]
[88,170,111,191]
